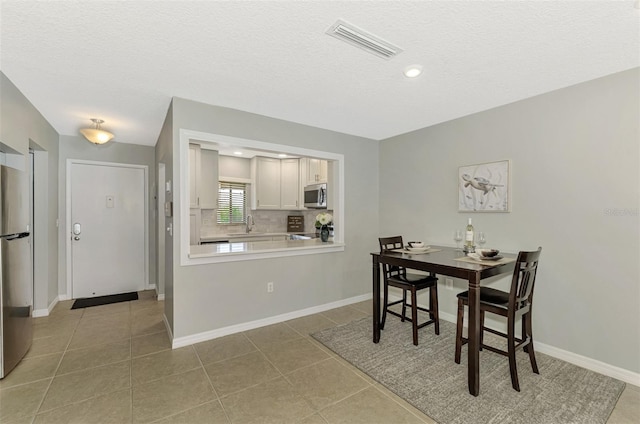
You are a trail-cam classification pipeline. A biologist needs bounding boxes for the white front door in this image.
[70,162,146,298]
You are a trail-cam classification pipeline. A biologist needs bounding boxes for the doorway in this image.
[67,160,148,299]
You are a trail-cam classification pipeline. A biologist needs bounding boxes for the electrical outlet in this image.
[267,282,274,293]
[445,278,453,290]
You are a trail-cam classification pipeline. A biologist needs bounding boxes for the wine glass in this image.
[454,230,463,250]
[477,232,486,248]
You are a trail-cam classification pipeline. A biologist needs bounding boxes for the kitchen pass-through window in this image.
[217,181,247,224]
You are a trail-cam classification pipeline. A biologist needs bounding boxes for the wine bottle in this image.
[465,218,475,252]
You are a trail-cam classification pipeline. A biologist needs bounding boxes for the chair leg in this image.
[381,281,389,330]
[479,310,485,351]
[522,315,528,353]
[454,298,464,364]
[524,312,539,374]
[430,285,440,335]
[411,288,419,346]
[401,290,408,322]
[507,316,520,392]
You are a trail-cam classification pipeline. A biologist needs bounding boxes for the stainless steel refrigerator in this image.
[0,164,32,379]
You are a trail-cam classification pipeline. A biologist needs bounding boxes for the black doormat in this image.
[71,292,138,309]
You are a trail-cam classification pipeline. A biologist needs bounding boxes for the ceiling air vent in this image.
[326,19,403,60]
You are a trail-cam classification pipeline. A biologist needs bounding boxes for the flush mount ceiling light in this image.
[80,118,114,145]
[404,65,423,78]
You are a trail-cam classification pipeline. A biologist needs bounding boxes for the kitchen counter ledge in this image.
[200,232,298,242]
[187,238,344,264]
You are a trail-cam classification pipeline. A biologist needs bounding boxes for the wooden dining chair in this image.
[454,247,542,391]
[378,236,439,346]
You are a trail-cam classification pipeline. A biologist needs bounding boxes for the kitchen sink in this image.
[289,234,312,240]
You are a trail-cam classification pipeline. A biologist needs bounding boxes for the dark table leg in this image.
[468,273,481,396]
[373,256,381,343]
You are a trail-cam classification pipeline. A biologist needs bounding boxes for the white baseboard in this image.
[534,341,640,386]
[154,285,164,300]
[33,296,61,317]
[171,294,371,349]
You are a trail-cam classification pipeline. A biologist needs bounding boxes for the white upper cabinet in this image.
[189,144,219,210]
[305,158,328,185]
[280,158,300,209]
[189,144,201,208]
[251,157,301,210]
[199,149,219,209]
[251,157,281,209]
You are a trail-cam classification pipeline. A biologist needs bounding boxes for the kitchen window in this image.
[217,181,247,224]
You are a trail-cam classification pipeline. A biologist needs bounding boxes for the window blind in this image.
[217,182,247,224]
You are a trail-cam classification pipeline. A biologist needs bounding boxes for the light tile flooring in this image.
[1,290,638,424]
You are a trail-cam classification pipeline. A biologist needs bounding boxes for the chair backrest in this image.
[509,247,542,310]
[378,236,406,279]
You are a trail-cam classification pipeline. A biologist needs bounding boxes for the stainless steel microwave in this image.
[304,183,327,209]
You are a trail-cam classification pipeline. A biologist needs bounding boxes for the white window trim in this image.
[179,129,345,266]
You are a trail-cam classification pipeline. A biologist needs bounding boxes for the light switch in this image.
[106,195,115,208]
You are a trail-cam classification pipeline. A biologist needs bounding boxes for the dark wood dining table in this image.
[371,245,516,396]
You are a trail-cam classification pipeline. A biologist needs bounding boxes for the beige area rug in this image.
[312,318,624,424]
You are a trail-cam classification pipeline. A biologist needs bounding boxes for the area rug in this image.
[71,291,138,309]
[312,317,625,424]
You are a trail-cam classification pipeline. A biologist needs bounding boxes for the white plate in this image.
[405,246,431,253]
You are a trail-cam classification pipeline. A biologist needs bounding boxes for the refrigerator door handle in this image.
[0,231,30,240]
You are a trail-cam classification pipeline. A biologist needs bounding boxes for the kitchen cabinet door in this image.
[189,144,201,208]
[306,158,328,185]
[199,149,219,209]
[252,157,281,209]
[189,209,200,245]
[280,158,300,209]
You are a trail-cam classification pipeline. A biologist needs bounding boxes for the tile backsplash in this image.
[200,209,333,236]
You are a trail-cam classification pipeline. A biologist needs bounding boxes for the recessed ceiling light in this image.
[404,65,423,78]
[233,151,243,155]
[278,153,287,158]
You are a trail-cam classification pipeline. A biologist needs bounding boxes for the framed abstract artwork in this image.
[458,160,510,212]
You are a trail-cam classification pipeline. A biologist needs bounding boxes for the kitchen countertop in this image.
[189,237,334,258]
[200,232,315,242]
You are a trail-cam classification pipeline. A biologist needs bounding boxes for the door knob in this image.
[74,236,80,241]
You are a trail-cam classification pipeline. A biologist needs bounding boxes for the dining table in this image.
[371,245,516,396]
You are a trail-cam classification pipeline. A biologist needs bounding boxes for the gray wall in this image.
[0,72,60,313]
[57,136,157,297]
[165,98,379,339]
[155,102,175,328]
[379,68,640,373]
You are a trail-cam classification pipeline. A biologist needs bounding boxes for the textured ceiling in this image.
[1,1,639,147]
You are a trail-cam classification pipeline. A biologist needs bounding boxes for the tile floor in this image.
[1,290,638,424]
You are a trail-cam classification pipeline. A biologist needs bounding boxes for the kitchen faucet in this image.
[246,214,254,233]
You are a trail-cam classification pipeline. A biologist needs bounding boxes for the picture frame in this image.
[458,160,510,212]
